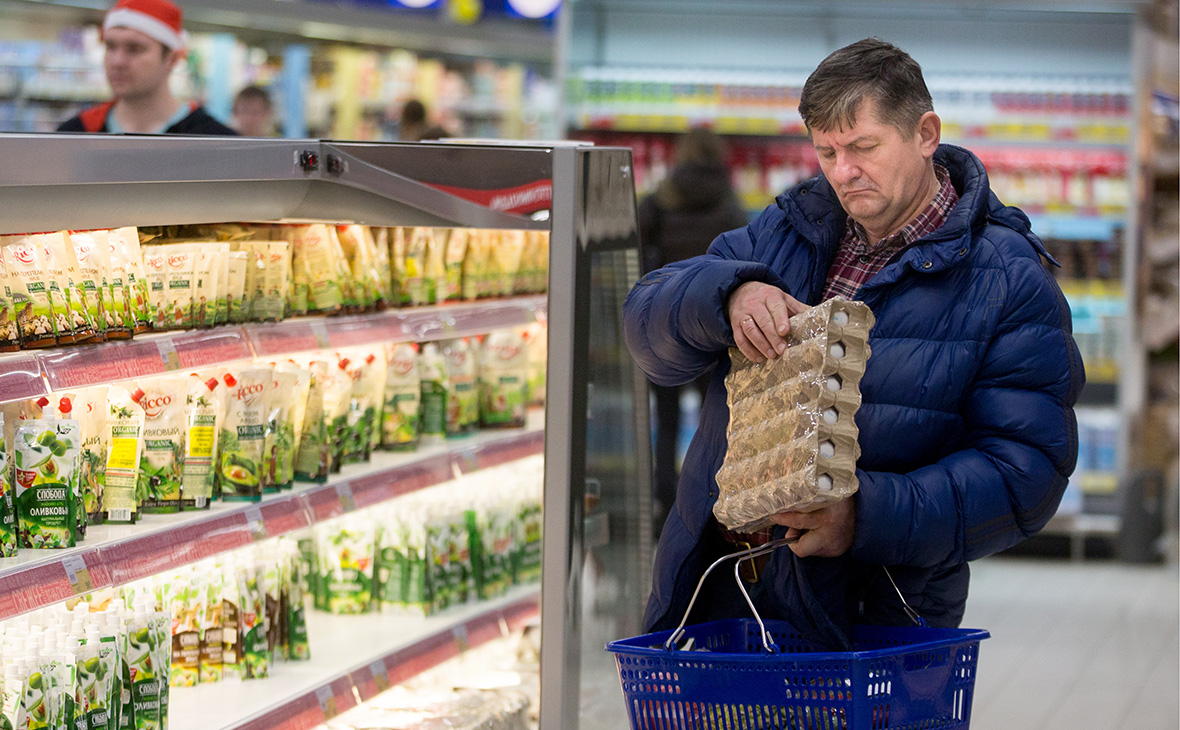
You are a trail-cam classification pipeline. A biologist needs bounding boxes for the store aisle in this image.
[961,557,1179,730]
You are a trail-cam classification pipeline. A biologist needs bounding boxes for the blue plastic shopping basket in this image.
[607,538,990,730]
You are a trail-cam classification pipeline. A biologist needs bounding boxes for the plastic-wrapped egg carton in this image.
[714,298,874,532]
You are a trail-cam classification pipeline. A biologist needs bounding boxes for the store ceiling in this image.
[571,0,1141,16]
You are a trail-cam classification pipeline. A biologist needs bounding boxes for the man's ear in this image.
[916,111,941,157]
[165,48,185,71]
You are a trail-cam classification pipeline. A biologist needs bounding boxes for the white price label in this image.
[156,340,180,370]
[369,659,389,691]
[245,505,267,542]
[335,482,356,513]
[315,685,338,718]
[310,321,331,349]
[62,554,94,595]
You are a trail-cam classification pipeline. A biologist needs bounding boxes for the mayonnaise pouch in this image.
[0,414,15,557]
[166,571,202,688]
[182,376,219,511]
[103,231,133,339]
[405,227,432,306]
[371,226,392,307]
[284,227,309,316]
[479,329,529,428]
[14,418,79,548]
[390,227,409,307]
[443,228,469,302]
[131,377,186,514]
[186,246,219,329]
[0,248,20,351]
[293,224,342,314]
[225,251,248,324]
[381,342,420,451]
[443,338,478,437]
[494,230,526,297]
[212,243,230,325]
[141,248,168,330]
[217,368,271,502]
[112,227,151,334]
[262,370,296,493]
[418,342,448,442]
[2,234,57,348]
[67,386,109,526]
[293,361,329,483]
[162,246,195,330]
[68,230,109,342]
[103,388,145,524]
[42,231,93,344]
[321,360,354,472]
[264,242,289,322]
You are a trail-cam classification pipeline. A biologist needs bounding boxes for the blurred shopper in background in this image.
[57,0,236,135]
[637,127,747,533]
[232,85,276,137]
[398,98,429,141]
[625,38,1083,647]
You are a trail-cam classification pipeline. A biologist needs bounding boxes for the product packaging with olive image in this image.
[150,611,170,726]
[131,378,186,515]
[78,627,116,730]
[381,342,421,451]
[14,418,79,549]
[0,414,16,557]
[67,387,109,526]
[1,666,26,730]
[199,563,224,683]
[181,376,219,510]
[1,234,58,349]
[220,565,242,681]
[125,606,160,730]
[217,369,271,502]
[103,389,145,524]
[0,248,22,353]
[293,361,330,483]
[236,564,269,679]
[166,571,203,688]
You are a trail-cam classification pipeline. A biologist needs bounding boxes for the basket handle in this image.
[663,535,928,653]
[663,535,799,652]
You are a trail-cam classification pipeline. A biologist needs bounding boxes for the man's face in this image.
[233,98,273,137]
[810,98,940,238]
[103,27,178,101]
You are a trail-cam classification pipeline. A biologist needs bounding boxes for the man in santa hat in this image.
[58,0,237,135]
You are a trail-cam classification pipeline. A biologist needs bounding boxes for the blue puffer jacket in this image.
[624,144,1084,636]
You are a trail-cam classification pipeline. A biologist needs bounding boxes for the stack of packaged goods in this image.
[0,225,548,352]
[0,595,170,730]
[308,456,544,617]
[0,322,545,556]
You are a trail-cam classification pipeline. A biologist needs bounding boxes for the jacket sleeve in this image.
[851,253,1084,568]
[623,207,789,387]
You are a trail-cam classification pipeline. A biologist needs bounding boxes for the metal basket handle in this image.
[663,534,926,654]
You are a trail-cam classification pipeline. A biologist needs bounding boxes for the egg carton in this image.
[714,298,875,533]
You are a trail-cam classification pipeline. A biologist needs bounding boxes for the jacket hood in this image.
[656,161,738,211]
[775,144,1055,270]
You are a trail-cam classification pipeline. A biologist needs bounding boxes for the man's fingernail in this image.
[776,342,786,354]
[779,325,788,335]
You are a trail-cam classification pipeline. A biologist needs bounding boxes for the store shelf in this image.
[170,585,539,730]
[0,411,544,620]
[0,295,547,403]
[1027,214,1125,241]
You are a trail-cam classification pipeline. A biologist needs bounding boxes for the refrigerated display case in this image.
[0,133,650,730]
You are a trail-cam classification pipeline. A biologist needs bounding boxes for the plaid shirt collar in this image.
[843,164,957,254]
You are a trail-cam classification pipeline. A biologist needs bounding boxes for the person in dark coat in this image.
[58,0,236,135]
[637,128,748,532]
[624,38,1083,647]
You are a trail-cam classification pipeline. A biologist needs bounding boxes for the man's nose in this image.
[830,152,860,185]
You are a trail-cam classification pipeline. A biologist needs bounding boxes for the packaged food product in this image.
[329,227,360,312]
[181,376,219,510]
[220,563,242,680]
[58,230,99,341]
[188,246,219,329]
[68,387,109,526]
[336,225,381,310]
[225,251,248,324]
[371,227,392,307]
[293,361,330,483]
[443,338,478,437]
[212,243,231,325]
[199,561,224,682]
[442,228,468,302]
[162,247,195,330]
[68,232,108,343]
[460,230,486,302]
[0,414,15,556]
[389,227,409,307]
[103,388,144,524]
[235,565,269,679]
[317,519,375,615]
[2,234,57,348]
[381,342,420,451]
[493,230,525,297]
[166,570,201,688]
[418,343,448,442]
[15,417,79,549]
[281,542,310,661]
[425,228,446,304]
[405,228,431,306]
[0,246,20,351]
[292,225,343,314]
[263,369,299,492]
[522,320,547,407]
[112,228,151,335]
[714,298,874,532]
[41,231,92,344]
[478,329,529,428]
[125,603,160,729]
[102,231,133,340]
[281,227,309,316]
[131,377,186,514]
[263,242,289,322]
[233,241,266,322]
[141,247,168,330]
[476,230,500,299]
[217,368,271,502]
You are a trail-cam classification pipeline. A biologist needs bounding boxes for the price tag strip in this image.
[61,553,95,595]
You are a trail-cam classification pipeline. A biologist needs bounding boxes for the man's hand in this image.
[727,282,806,363]
[770,498,856,558]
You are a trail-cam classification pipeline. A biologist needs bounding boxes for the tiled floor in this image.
[960,557,1179,730]
[580,555,1180,730]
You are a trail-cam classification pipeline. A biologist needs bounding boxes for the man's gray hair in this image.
[798,38,934,135]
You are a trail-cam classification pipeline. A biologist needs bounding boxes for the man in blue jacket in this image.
[623,38,1083,644]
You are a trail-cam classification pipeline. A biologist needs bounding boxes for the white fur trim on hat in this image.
[103,7,187,50]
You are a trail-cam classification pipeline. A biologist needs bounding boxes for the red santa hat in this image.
[103,0,187,51]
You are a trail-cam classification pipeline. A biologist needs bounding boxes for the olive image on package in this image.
[714,298,875,533]
[14,407,81,550]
